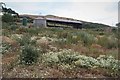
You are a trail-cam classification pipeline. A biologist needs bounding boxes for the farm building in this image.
[33,16,82,29]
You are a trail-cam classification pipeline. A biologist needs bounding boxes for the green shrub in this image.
[18,34,30,46]
[74,55,99,68]
[43,50,80,65]
[66,34,78,44]
[2,22,10,29]
[2,29,11,36]
[78,31,95,46]
[1,42,12,54]
[97,36,118,49]
[57,31,68,39]
[56,32,81,45]
[43,50,79,66]
[20,45,39,65]
[58,51,79,64]
[43,52,59,66]
[43,49,119,70]
[107,36,118,49]
[97,55,119,70]
[18,34,36,46]
[2,13,14,23]
[26,28,39,36]
[9,25,18,31]
[74,55,120,70]
[97,36,107,46]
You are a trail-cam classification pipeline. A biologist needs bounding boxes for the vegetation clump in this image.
[43,49,119,71]
[2,13,14,23]
[97,35,118,49]
[78,31,95,46]
[20,45,39,65]
[17,34,36,46]
[1,42,12,54]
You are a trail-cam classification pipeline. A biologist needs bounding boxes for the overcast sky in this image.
[0,0,119,26]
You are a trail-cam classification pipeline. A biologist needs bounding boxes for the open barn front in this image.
[46,20,82,29]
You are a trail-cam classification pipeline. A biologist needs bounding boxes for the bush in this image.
[97,55,119,70]
[43,50,79,66]
[2,22,18,31]
[18,34,36,46]
[57,31,68,39]
[2,13,14,23]
[74,55,99,68]
[26,28,39,36]
[58,50,79,64]
[2,29,11,36]
[66,34,79,44]
[43,52,59,66]
[107,36,118,49]
[74,55,120,70]
[78,31,95,46]
[1,42,12,54]
[97,36,118,49]
[18,34,31,46]
[20,45,39,65]
[9,25,18,31]
[43,50,119,70]
[2,22,10,29]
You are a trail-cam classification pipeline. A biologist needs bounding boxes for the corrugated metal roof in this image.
[35,17,45,19]
[34,17,82,24]
[46,17,82,24]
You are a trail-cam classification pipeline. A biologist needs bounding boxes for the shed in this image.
[33,16,82,29]
[33,17,46,27]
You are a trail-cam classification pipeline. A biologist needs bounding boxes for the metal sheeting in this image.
[35,17,45,20]
[34,17,82,24]
[46,17,82,24]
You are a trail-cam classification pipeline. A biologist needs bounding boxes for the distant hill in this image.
[81,21,111,29]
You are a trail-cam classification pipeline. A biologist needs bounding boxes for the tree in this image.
[1,2,19,23]
[2,13,14,23]
[2,7,19,17]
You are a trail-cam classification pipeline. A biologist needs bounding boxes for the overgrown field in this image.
[1,24,119,78]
